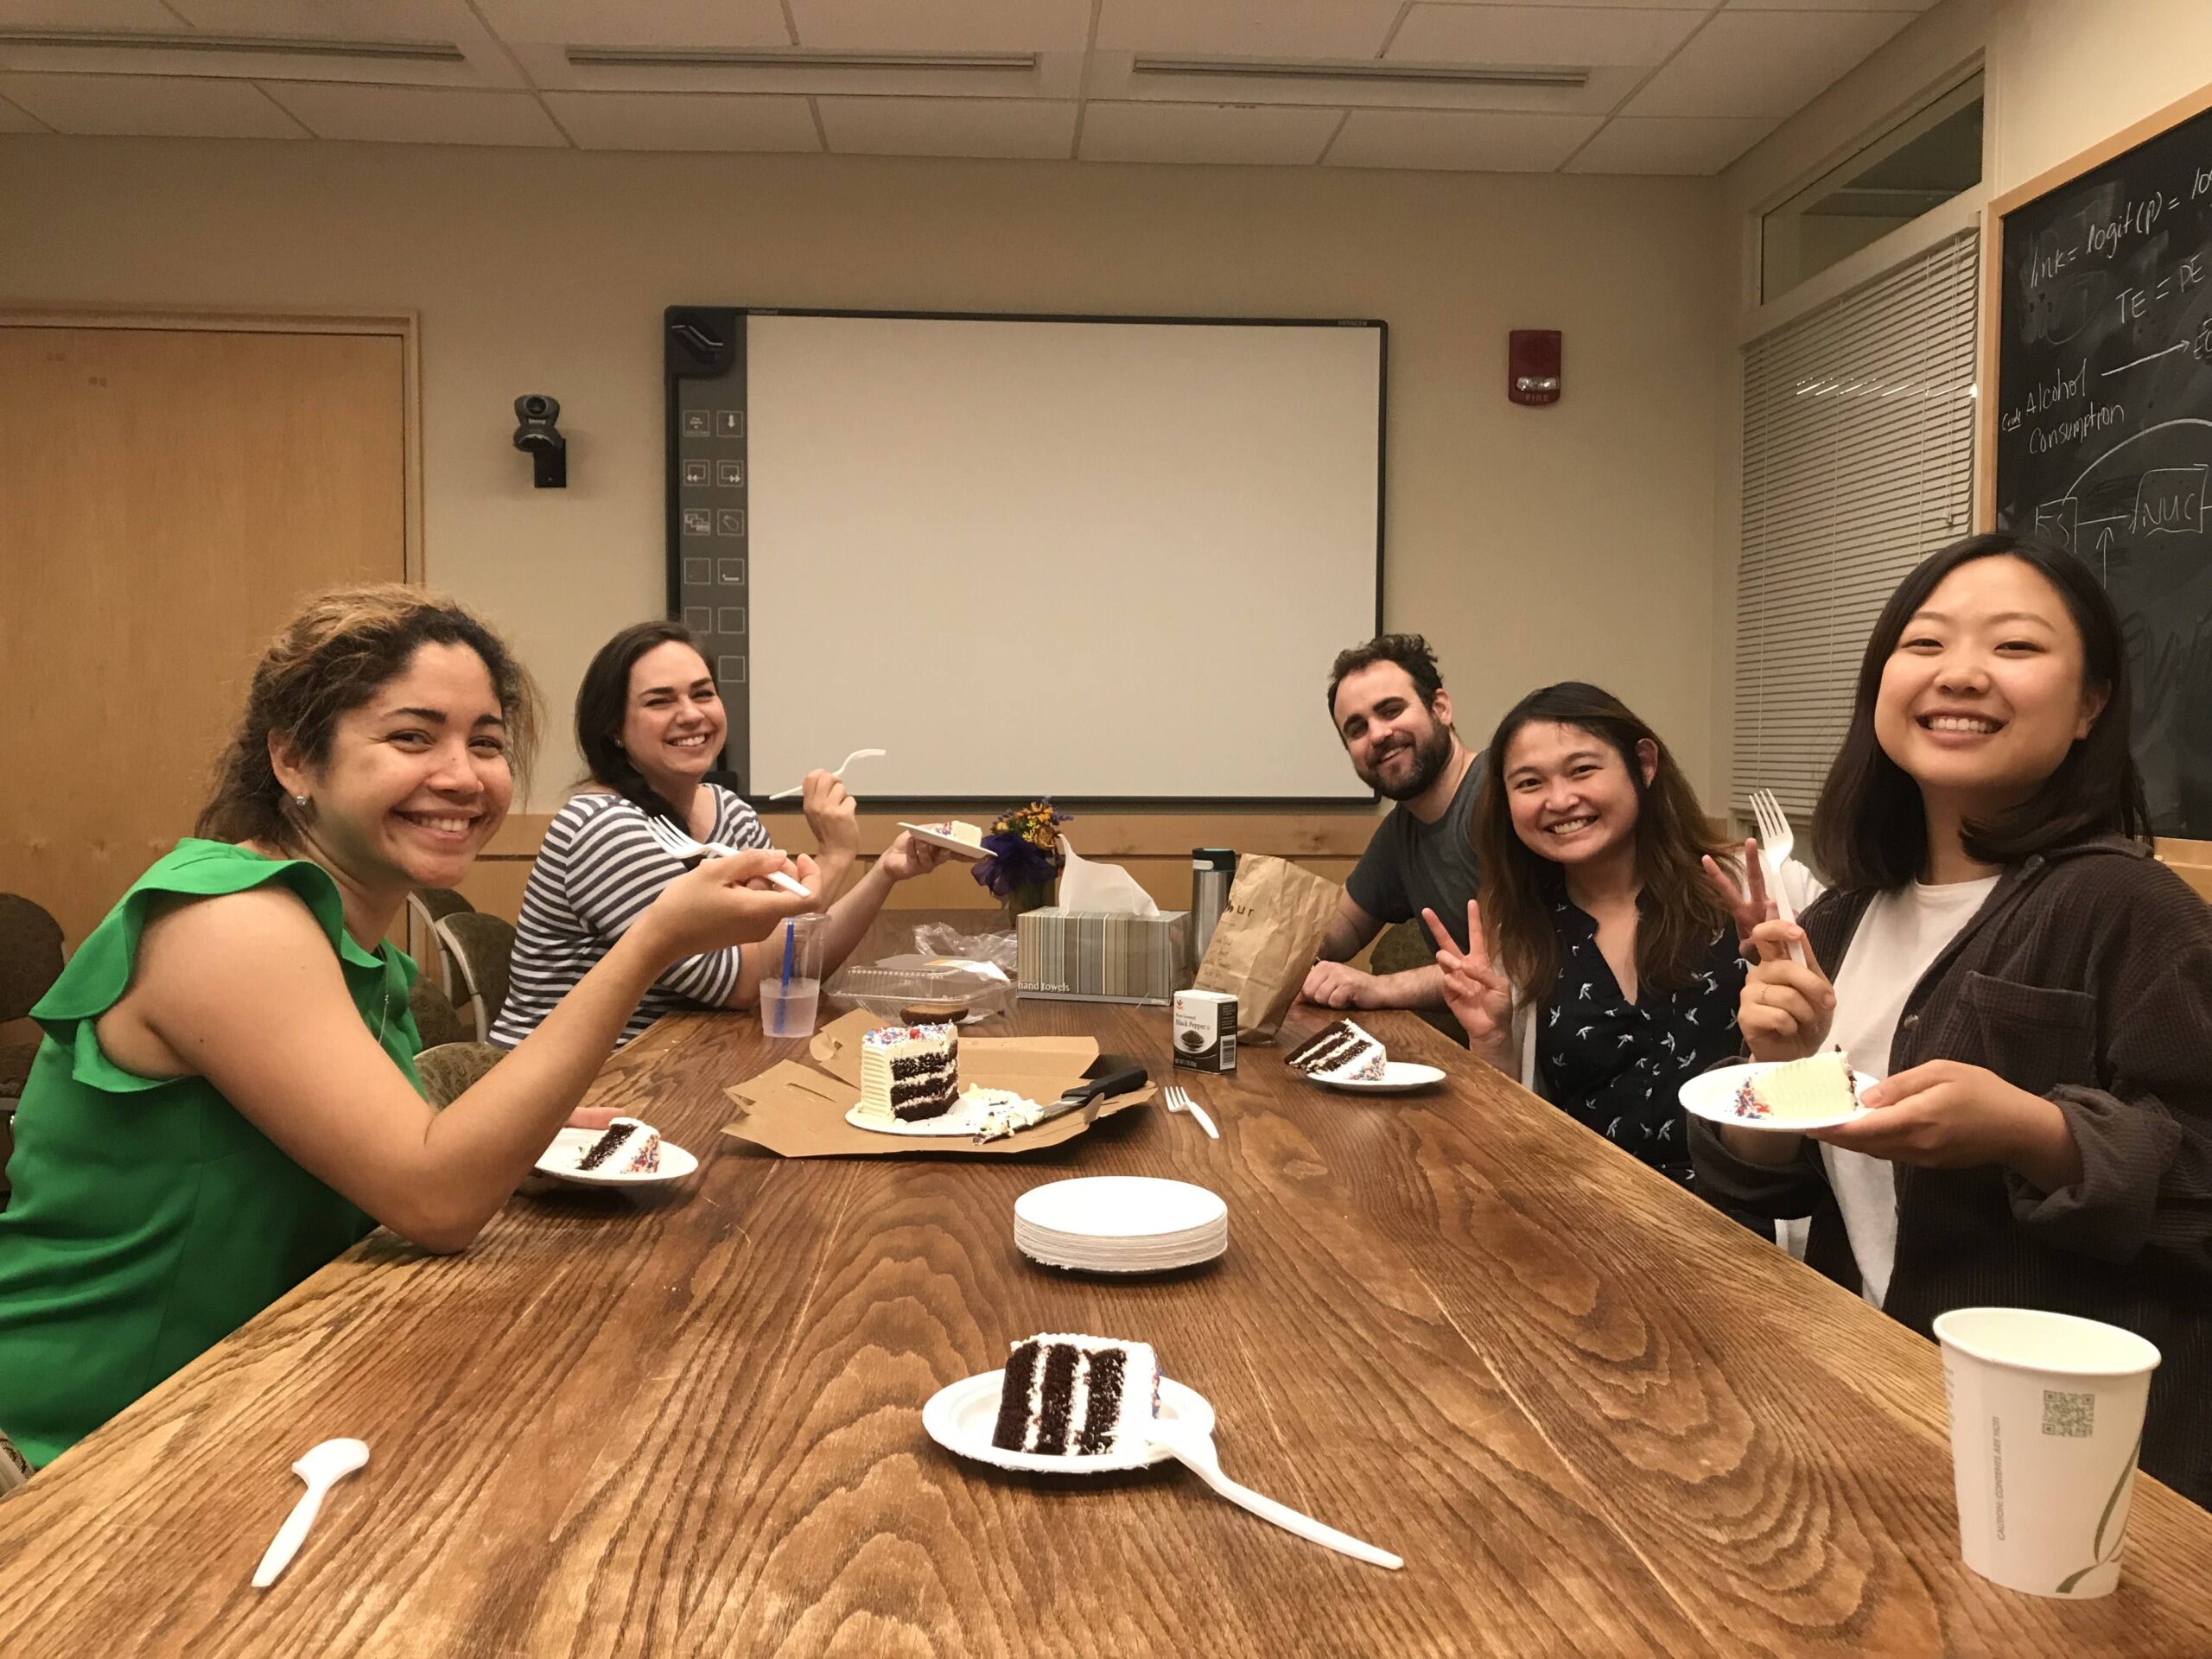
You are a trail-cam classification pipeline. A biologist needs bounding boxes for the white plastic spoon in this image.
[1147,1421,1402,1570]
[766,747,886,801]
[252,1438,369,1589]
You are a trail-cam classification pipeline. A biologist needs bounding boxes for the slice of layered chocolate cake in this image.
[856,1022,962,1123]
[1285,1017,1388,1082]
[575,1116,662,1174]
[990,1333,1160,1458]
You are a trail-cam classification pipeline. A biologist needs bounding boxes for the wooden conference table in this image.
[3,1001,2211,1655]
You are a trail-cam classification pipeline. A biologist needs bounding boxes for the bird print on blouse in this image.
[1538,887,1747,1194]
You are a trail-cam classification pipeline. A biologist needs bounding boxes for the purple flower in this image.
[970,830,1060,899]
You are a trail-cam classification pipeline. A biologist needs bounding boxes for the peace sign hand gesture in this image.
[1701,838,1776,957]
[1422,899,1515,1068]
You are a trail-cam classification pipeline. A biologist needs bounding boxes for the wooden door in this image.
[0,326,408,949]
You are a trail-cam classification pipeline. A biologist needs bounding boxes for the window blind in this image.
[1734,228,1979,820]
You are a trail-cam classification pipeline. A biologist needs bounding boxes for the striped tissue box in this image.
[1016,907,1190,1006]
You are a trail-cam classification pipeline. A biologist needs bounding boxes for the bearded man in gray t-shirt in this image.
[1301,633,1484,1014]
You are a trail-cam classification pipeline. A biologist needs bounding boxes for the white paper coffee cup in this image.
[1933,1306,2161,1599]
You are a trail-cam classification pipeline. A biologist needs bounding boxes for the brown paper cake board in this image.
[721,1009,1154,1158]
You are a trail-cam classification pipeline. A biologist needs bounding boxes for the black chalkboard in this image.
[1994,99,2212,836]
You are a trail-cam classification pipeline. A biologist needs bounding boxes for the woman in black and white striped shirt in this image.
[493,622,948,1048]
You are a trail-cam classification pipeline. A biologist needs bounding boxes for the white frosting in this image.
[856,1023,958,1124]
[918,819,986,849]
[1745,1052,1859,1121]
[969,1088,1045,1142]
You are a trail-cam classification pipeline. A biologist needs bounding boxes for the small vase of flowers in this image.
[971,799,1071,918]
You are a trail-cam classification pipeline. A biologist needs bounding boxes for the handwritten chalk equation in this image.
[2114,253,2208,322]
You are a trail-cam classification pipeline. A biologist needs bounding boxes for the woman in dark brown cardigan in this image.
[1690,533,2212,1510]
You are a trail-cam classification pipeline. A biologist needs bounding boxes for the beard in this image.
[1357,717,1454,801]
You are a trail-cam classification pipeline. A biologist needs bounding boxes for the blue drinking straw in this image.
[780,918,796,990]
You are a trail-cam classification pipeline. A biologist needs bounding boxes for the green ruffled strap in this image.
[32,840,395,1093]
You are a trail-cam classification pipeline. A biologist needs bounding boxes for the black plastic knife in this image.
[1035,1055,1149,1127]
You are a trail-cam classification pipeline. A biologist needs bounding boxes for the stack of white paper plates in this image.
[1014,1176,1227,1273]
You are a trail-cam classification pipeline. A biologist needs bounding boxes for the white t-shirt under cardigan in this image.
[1821,874,2000,1309]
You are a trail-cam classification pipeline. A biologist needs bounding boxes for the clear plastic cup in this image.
[1934,1306,2162,1599]
[761,913,824,1040]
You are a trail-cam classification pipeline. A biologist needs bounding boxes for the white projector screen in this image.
[742,311,1383,802]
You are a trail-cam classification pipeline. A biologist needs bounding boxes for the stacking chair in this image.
[435,912,516,1041]
[407,976,471,1052]
[405,887,474,998]
[0,1428,29,1497]
[0,893,67,1206]
[412,1040,505,1109]
[1367,918,1433,979]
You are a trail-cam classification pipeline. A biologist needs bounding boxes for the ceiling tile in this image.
[0,71,302,137]
[0,92,49,131]
[157,0,520,86]
[791,0,1094,54]
[1080,99,1341,166]
[1096,0,1403,61]
[1729,0,1932,10]
[1624,10,1911,118]
[541,90,817,150]
[263,83,566,145]
[0,1,179,24]
[1410,0,1708,7]
[472,0,791,48]
[1389,5,1704,67]
[817,94,1073,158]
[1327,108,1600,171]
[1565,113,1777,174]
[162,0,479,38]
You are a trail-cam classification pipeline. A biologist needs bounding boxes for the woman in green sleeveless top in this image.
[0,588,817,1471]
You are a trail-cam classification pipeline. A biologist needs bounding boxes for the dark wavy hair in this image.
[1813,533,2150,890]
[1326,632,1446,724]
[1475,682,1732,1002]
[198,585,540,850]
[575,620,718,820]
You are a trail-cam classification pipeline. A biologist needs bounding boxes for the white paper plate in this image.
[1014,1176,1227,1239]
[896,822,991,861]
[1016,1220,1224,1249]
[844,1086,1041,1138]
[534,1126,701,1186]
[1310,1060,1446,1094]
[922,1368,1216,1474]
[1678,1061,1876,1133]
[1017,1237,1227,1274]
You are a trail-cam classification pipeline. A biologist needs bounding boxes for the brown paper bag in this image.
[1192,854,1341,1040]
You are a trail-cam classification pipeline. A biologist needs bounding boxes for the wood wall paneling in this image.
[462,810,1379,917]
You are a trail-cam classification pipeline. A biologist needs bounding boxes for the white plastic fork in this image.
[637,814,811,898]
[1749,788,1807,966]
[1163,1085,1219,1140]
[766,747,886,802]
[1147,1420,1401,1570]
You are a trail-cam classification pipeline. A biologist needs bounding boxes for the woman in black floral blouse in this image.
[1422,683,1799,1215]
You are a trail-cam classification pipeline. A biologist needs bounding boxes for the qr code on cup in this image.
[2043,1389,2096,1438]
